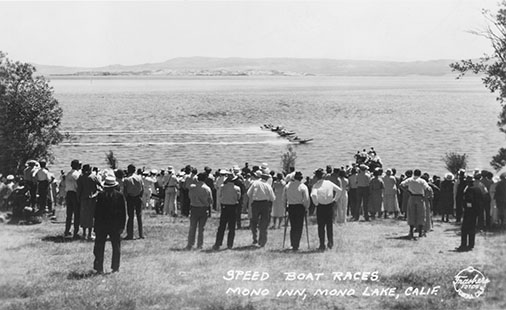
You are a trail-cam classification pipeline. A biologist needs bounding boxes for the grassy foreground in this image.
[0,209,505,310]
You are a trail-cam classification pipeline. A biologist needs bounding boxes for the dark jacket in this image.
[94,189,126,232]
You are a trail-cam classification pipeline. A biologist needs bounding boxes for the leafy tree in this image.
[280,145,297,174]
[442,152,468,175]
[491,147,506,171]
[0,52,63,174]
[450,2,506,169]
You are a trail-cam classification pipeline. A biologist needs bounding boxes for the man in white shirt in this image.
[283,171,310,251]
[247,171,275,247]
[311,168,342,251]
[163,166,179,216]
[64,159,82,239]
[35,160,54,213]
[400,169,430,239]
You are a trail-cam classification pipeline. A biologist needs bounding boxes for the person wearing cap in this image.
[311,168,342,251]
[247,171,276,247]
[123,164,144,240]
[64,159,82,239]
[213,172,241,250]
[439,173,455,222]
[400,169,430,239]
[283,171,310,251]
[356,164,371,221]
[163,166,179,217]
[186,172,213,250]
[456,176,481,251]
[93,175,126,273]
[77,164,103,241]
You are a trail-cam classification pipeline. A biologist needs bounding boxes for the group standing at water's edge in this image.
[2,153,506,273]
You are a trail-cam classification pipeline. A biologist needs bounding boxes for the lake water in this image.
[49,76,503,177]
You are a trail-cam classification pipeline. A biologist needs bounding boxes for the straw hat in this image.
[103,175,119,188]
[445,173,454,181]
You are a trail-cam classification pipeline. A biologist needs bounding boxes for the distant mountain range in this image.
[32,57,458,77]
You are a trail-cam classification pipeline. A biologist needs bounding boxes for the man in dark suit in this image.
[93,175,126,273]
[456,176,481,252]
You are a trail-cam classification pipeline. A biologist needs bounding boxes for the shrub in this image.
[442,152,468,174]
[105,150,118,169]
[280,145,296,174]
[491,147,506,171]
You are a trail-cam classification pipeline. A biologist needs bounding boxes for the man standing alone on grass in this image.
[283,171,310,251]
[186,172,213,250]
[124,164,144,240]
[93,175,126,274]
[247,171,275,247]
[213,172,241,250]
[311,168,342,251]
[400,169,430,240]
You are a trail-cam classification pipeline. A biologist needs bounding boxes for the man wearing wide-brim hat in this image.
[213,173,241,250]
[163,166,179,217]
[93,176,126,273]
[246,171,275,247]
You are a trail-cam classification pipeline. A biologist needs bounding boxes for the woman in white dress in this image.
[271,173,286,229]
[383,169,400,218]
[335,170,349,224]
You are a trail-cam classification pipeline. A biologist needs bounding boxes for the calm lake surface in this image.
[49,76,502,177]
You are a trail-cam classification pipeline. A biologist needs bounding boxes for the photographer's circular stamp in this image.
[453,266,490,299]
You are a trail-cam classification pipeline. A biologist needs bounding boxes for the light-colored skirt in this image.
[334,194,348,224]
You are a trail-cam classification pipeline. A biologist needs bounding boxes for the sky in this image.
[0,0,501,67]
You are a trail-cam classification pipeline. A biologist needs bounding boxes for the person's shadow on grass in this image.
[41,235,76,243]
[67,270,102,280]
[268,248,321,254]
[385,235,416,241]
